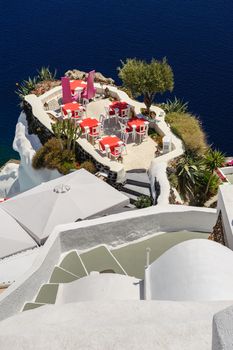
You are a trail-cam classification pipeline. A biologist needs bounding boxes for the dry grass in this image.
[166,112,208,155]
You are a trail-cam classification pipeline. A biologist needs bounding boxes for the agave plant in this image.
[176,153,200,201]
[163,97,188,114]
[37,66,57,81]
[15,76,38,99]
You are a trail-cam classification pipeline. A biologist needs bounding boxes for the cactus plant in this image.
[51,119,82,152]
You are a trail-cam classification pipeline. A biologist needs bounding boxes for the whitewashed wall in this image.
[0,205,216,321]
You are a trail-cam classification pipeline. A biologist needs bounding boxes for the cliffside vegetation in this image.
[167,142,224,206]
[15,67,60,100]
[32,119,96,175]
[163,99,225,206]
[166,112,207,155]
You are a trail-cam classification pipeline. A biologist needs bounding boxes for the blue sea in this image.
[0,0,233,165]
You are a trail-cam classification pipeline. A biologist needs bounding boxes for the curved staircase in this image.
[22,245,127,311]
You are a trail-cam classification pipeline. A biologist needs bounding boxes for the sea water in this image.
[0,0,232,165]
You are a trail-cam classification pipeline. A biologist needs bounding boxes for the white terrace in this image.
[86,98,158,171]
[25,83,183,183]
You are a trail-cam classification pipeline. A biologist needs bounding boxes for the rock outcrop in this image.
[65,69,115,85]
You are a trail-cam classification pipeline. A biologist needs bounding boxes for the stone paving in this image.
[86,99,158,171]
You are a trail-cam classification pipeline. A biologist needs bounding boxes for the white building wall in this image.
[0,205,216,321]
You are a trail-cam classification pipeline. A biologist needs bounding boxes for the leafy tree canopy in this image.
[118,58,174,112]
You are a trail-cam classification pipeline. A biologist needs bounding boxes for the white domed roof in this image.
[146,239,233,301]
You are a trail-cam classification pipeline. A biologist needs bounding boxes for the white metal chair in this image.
[119,122,133,141]
[110,145,123,161]
[99,114,106,124]
[121,107,130,118]
[88,125,100,144]
[119,139,127,155]
[122,132,129,145]
[99,114,106,136]
[98,140,110,157]
[83,126,90,139]
[74,108,84,119]
[82,98,89,106]
[118,107,130,124]
[104,106,118,124]
[136,122,149,143]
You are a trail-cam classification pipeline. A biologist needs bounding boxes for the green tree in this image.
[118,58,174,113]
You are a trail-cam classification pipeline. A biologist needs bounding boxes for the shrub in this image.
[166,112,208,155]
[135,195,153,209]
[77,160,97,174]
[32,138,76,175]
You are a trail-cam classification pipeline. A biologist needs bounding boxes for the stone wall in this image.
[23,101,53,145]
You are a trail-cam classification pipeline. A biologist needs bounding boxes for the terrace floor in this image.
[86,99,158,171]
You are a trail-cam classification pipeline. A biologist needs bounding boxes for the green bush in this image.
[135,195,153,209]
[77,160,97,174]
[32,138,76,175]
[166,112,207,155]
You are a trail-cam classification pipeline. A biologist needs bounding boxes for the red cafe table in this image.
[61,102,82,118]
[79,118,99,132]
[127,117,147,142]
[79,118,100,140]
[109,101,129,116]
[70,80,87,94]
[127,117,146,131]
[99,135,122,156]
